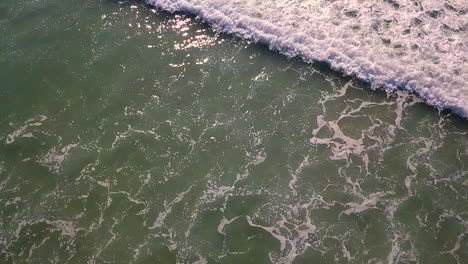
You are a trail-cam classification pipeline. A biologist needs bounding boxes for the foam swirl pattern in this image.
[146,0,468,117]
[1,1,467,263]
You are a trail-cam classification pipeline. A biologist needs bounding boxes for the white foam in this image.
[341,192,388,216]
[146,0,468,118]
[6,115,47,144]
[38,143,78,173]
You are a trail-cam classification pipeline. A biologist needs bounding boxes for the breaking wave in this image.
[146,0,468,118]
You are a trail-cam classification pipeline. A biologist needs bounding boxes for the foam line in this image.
[146,0,468,118]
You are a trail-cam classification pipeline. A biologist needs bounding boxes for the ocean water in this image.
[147,0,468,117]
[0,1,467,264]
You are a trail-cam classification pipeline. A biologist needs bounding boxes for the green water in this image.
[0,1,467,263]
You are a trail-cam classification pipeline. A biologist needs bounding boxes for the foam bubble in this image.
[146,0,468,118]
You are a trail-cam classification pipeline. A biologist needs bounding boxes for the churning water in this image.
[0,1,467,263]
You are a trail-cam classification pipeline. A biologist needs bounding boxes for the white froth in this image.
[6,115,47,144]
[146,0,468,117]
[342,192,388,216]
[39,143,78,173]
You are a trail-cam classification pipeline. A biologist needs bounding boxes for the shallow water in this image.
[147,0,468,117]
[0,1,467,263]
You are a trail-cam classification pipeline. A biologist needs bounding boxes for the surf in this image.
[145,0,468,118]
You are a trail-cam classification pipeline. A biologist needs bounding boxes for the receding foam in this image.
[146,0,468,118]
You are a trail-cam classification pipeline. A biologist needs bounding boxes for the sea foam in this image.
[146,0,468,118]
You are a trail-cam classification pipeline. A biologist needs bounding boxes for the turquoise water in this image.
[0,1,467,263]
